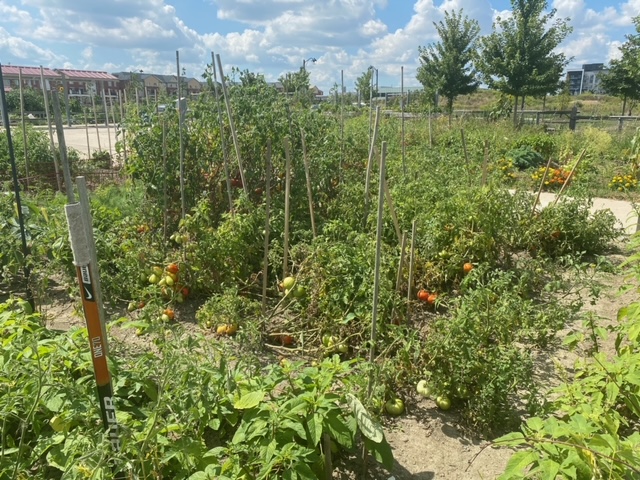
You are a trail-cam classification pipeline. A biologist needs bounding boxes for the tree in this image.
[476,0,572,124]
[278,68,312,105]
[355,68,377,103]
[600,16,640,115]
[416,9,480,119]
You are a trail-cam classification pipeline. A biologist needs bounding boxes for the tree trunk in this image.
[622,95,627,116]
[448,98,453,127]
[513,95,519,126]
[521,96,525,109]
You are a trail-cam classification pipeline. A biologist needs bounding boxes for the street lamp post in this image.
[302,57,317,71]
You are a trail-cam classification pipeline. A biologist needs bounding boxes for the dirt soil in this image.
[30,245,636,480]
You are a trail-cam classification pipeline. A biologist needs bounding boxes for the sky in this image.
[0,0,638,93]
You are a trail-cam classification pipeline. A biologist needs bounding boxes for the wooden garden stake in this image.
[552,149,586,206]
[261,140,272,316]
[215,53,248,196]
[406,220,417,323]
[118,91,127,165]
[39,66,61,192]
[481,140,489,186]
[101,92,113,159]
[391,232,408,322]
[401,66,407,176]
[380,165,402,245]
[367,141,387,399]
[283,137,293,279]
[162,117,168,241]
[428,106,433,147]
[83,110,91,159]
[531,156,554,217]
[90,94,102,152]
[18,68,30,189]
[364,106,381,199]
[211,51,234,212]
[50,89,74,201]
[300,129,317,238]
[340,69,344,183]
[176,50,186,219]
[461,128,470,182]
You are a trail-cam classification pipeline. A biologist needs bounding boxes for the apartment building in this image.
[565,63,609,95]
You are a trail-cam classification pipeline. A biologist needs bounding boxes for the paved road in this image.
[37,125,119,159]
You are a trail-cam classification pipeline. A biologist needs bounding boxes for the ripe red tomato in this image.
[417,289,430,302]
[167,263,179,274]
[163,308,175,320]
[463,262,474,274]
[427,293,438,305]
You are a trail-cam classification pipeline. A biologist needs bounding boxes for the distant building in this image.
[565,63,609,95]
[0,65,60,92]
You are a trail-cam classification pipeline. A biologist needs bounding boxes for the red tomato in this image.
[417,289,430,302]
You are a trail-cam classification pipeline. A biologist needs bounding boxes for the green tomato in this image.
[292,285,306,298]
[416,379,433,398]
[282,276,296,290]
[127,302,137,312]
[322,335,335,348]
[384,398,405,416]
[337,343,348,354]
[436,395,451,411]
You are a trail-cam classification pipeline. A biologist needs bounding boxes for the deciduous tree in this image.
[417,9,480,120]
[601,16,640,115]
[476,0,572,125]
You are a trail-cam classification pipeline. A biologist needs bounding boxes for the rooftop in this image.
[0,65,60,77]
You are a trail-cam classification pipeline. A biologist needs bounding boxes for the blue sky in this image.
[0,0,637,92]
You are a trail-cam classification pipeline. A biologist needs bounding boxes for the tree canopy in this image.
[476,0,572,123]
[417,9,480,116]
[600,16,640,115]
[354,68,377,103]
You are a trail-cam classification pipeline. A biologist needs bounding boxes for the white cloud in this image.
[0,26,62,62]
[361,19,388,37]
[0,0,636,93]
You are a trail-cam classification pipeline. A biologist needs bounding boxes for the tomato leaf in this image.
[498,451,539,479]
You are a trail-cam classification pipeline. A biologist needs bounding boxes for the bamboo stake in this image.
[90,93,102,152]
[391,232,408,322]
[50,88,74,201]
[262,140,272,315]
[481,140,489,186]
[300,129,317,238]
[211,51,234,212]
[531,156,554,217]
[461,128,470,181]
[176,50,186,219]
[428,106,433,147]
[83,109,91,159]
[283,137,292,279]
[18,68,30,189]
[118,91,127,165]
[364,106,381,200]
[401,66,407,176]
[406,220,417,323]
[340,69,344,184]
[215,53,248,196]
[552,149,586,207]
[39,66,61,192]
[101,92,113,159]
[367,141,387,401]
[162,118,168,241]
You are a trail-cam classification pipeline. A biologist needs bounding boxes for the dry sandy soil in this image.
[26,191,639,480]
